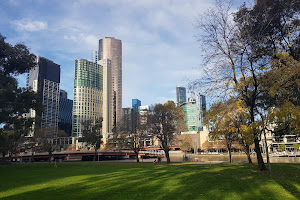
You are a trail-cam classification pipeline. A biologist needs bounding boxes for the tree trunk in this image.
[245,144,252,163]
[135,152,140,162]
[94,149,97,161]
[250,108,266,170]
[9,152,12,162]
[49,151,52,162]
[227,144,232,163]
[165,149,170,163]
[254,137,267,171]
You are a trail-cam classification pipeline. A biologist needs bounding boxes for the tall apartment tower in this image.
[72,59,103,137]
[91,50,98,63]
[27,55,60,137]
[97,59,112,134]
[196,94,206,131]
[176,86,186,105]
[98,37,122,130]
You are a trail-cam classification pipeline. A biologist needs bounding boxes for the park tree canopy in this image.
[191,0,300,171]
[0,34,42,159]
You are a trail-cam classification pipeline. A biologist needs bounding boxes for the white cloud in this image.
[11,19,48,31]
[4,0,219,107]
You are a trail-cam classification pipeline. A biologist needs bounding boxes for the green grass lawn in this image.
[0,162,299,200]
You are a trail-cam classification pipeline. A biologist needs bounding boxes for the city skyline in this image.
[0,0,247,107]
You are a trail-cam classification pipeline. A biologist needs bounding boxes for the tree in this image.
[205,99,252,163]
[280,144,286,152]
[180,135,192,158]
[82,118,103,161]
[34,127,58,162]
[192,0,299,170]
[115,112,146,162]
[293,143,299,152]
[147,101,186,163]
[0,131,9,160]
[0,34,40,124]
[0,34,42,161]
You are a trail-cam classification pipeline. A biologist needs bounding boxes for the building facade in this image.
[181,94,206,132]
[26,55,60,137]
[196,94,206,131]
[132,99,141,113]
[182,102,198,132]
[72,59,103,137]
[98,37,122,130]
[91,50,98,63]
[58,90,73,136]
[176,86,186,105]
[97,59,112,134]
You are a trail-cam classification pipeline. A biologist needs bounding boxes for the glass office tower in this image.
[27,55,60,137]
[132,99,141,113]
[72,59,103,137]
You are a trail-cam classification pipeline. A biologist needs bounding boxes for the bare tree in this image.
[82,118,103,161]
[191,0,272,170]
[34,127,57,162]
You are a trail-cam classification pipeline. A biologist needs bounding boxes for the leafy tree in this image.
[267,101,300,136]
[82,118,103,161]
[180,135,192,158]
[280,144,286,152]
[192,0,299,170]
[0,34,41,161]
[147,101,186,163]
[0,131,9,160]
[0,34,40,124]
[205,99,253,162]
[293,143,299,152]
[236,0,300,138]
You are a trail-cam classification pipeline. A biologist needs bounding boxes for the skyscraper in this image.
[181,94,206,132]
[27,55,60,137]
[196,94,206,131]
[58,90,73,136]
[182,102,198,132]
[132,99,141,113]
[72,59,103,137]
[176,86,186,105]
[91,50,98,63]
[98,37,122,129]
[97,59,112,134]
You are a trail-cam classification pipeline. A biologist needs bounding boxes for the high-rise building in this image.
[27,55,60,137]
[97,59,112,134]
[132,99,141,113]
[72,59,103,137]
[196,94,206,131]
[176,86,186,105]
[139,105,150,125]
[181,94,206,132]
[91,50,98,63]
[58,90,73,136]
[98,37,122,129]
[121,107,133,133]
[182,102,198,132]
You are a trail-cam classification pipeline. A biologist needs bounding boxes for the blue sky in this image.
[0,0,245,107]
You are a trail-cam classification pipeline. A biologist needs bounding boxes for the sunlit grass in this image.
[0,162,299,200]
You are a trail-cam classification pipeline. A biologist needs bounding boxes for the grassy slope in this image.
[0,162,299,200]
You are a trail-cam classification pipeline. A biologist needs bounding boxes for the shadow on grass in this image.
[0,162,299,200]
